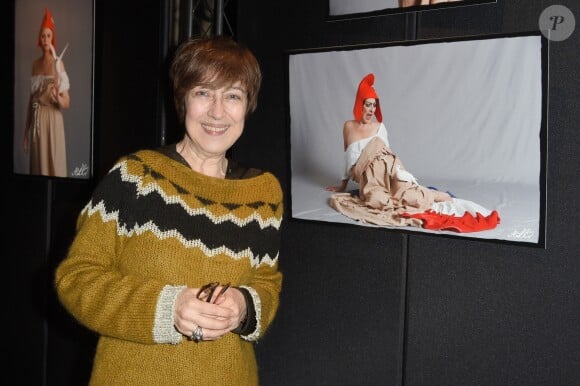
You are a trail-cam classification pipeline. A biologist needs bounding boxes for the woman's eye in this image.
[226,93,242,101]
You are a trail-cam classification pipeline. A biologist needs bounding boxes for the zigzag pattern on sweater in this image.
[82,153,282,266]
[114,158,282,230]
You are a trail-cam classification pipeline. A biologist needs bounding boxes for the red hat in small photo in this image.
[38,8,56,49]
[353,73,382,123]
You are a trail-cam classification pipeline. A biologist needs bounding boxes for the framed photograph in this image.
[327,0,497,20]
[286,32,547,247]
[13,0,94,179]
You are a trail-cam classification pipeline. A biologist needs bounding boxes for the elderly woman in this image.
[55,36,283,385]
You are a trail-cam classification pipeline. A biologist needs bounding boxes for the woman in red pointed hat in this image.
[326,73,500,233]
[325,73,390,193]
[23,8,70,177]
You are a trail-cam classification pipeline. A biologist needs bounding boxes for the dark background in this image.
[4,0,579,385]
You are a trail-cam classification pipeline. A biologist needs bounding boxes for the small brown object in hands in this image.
[197,282,231,303]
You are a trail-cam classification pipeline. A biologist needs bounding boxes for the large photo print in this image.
[287,32,546,246]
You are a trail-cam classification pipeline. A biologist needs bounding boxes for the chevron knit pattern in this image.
[55,148,283,386]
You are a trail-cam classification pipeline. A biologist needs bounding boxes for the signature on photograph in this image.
[71,163,89,177]
[507,228,535,240]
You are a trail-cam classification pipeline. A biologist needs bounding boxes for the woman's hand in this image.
[49,86,70,109]
[325,179,348,192]
[173,285,247,342]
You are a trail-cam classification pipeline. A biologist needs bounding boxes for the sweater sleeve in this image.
[238,264,283,342]
[236,173,284,342]
[54,160,175,345]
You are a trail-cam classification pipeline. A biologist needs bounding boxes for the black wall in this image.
[237,1,580,385]
[5,0,579,385]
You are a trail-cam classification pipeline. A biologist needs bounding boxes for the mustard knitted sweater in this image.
[55,146,283,385]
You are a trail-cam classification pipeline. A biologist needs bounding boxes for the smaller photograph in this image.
[327,0,497,20]
[13,0,94,179]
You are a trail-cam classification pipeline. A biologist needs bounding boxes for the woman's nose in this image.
[208,97,225,118]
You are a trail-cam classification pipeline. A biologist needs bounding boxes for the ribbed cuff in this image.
[237,285,262,341]
[153,285,187,344]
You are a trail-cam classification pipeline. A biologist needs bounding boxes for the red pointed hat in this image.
[353,73,382,123]
[38,8,56,49]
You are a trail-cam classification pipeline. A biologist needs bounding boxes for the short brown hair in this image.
[169,36,262,122]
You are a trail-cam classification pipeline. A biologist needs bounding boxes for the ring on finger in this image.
[190,326,203,342]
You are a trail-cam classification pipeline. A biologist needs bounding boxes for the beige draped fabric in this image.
[329,137,439,227]
[27,75,67,177]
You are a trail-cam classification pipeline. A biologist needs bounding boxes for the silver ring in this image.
[190,326,203,342]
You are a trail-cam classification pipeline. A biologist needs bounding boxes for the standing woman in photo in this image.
[23,8,70,177]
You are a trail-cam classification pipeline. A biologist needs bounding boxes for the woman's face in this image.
[362,98,378,123]
[39,28,53,51]
[183,82,247,158]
